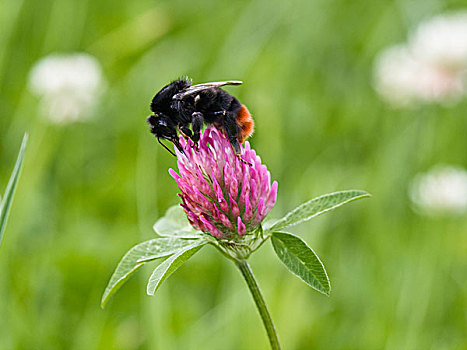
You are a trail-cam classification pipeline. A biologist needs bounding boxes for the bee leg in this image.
[222,113,240,151]
[179,125,192,140]
[223,113,252,166]
[237,154,252,166]
[157,137,177,156]
[191,112,204,151]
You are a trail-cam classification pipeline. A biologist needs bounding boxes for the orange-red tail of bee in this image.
[236,104,254,143]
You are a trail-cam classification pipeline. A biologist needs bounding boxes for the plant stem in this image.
[235,260,281,350]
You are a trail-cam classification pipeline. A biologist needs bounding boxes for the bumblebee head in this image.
[147,114,183,156]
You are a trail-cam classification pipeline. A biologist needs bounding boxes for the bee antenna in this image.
[158,137,177,157]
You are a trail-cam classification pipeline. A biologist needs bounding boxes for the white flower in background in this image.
[374,45,465,106]
[28,53,105,123]
[409,166,467,215]
[373,45,420,107]
[373,11,467,107]
[410,12,467,70]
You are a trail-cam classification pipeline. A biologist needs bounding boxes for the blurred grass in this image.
[1,0,466,349]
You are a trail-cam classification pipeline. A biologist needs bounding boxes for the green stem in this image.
[235,260,281,350]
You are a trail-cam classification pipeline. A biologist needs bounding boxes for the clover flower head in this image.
[28,53,105,123]
[169,127,278,240]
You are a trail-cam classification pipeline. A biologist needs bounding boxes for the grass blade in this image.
[0,133,28,247]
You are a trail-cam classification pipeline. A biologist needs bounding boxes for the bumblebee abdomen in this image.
[235,104,254,143]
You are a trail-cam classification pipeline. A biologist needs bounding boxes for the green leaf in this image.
[101,237,200,308]
[147,240,206,296]
[271,231,330,295]
[266,190,370,232]
[153,205,202,238]
[0,133,28,247]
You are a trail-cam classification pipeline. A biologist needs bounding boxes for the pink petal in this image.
[212,176,228,213]
[200,215,223,238]
[229,194,240,219]
[237,217,246,236]
[266,181,278,213]
[243,195,253,222]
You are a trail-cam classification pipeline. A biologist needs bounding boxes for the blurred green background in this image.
[1,0,466,349]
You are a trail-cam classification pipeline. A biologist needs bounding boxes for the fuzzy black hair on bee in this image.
[147,78,254,158]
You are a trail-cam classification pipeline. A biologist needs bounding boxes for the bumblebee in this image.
[147,79,254,158]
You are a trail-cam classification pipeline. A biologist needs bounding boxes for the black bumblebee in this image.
[147,78,254,157]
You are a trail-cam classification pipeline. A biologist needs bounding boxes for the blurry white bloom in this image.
[374,45,465,106]
[373,11,467,107]
[28,53,105,123]
[373,45,419,107]
[409,166,467,215]
[410,12,467,70]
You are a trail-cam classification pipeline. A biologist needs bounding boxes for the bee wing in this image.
[173,80,243,99]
